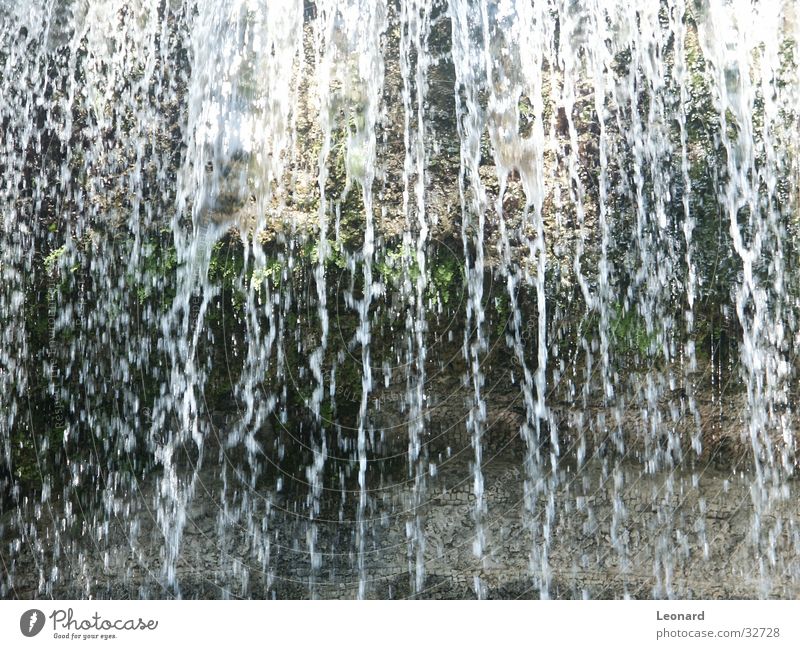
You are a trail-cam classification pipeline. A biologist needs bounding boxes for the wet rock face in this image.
[4,431,797,600]
[197,150,256,229]
[2,0,800,601]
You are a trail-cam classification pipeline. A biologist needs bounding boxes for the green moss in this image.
[609,303,656,358]
[429,249,462,305]
[43,245,67,274]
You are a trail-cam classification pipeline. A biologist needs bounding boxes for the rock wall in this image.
[3,407,798,600]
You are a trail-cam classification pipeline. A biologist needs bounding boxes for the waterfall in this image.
[1,0,799,599]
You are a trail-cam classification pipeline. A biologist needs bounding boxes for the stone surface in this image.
[3,410,797,600]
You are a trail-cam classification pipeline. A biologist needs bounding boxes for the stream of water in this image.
[1,0,799,599]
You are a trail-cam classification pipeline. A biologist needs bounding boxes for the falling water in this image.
[1,0,800,599]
